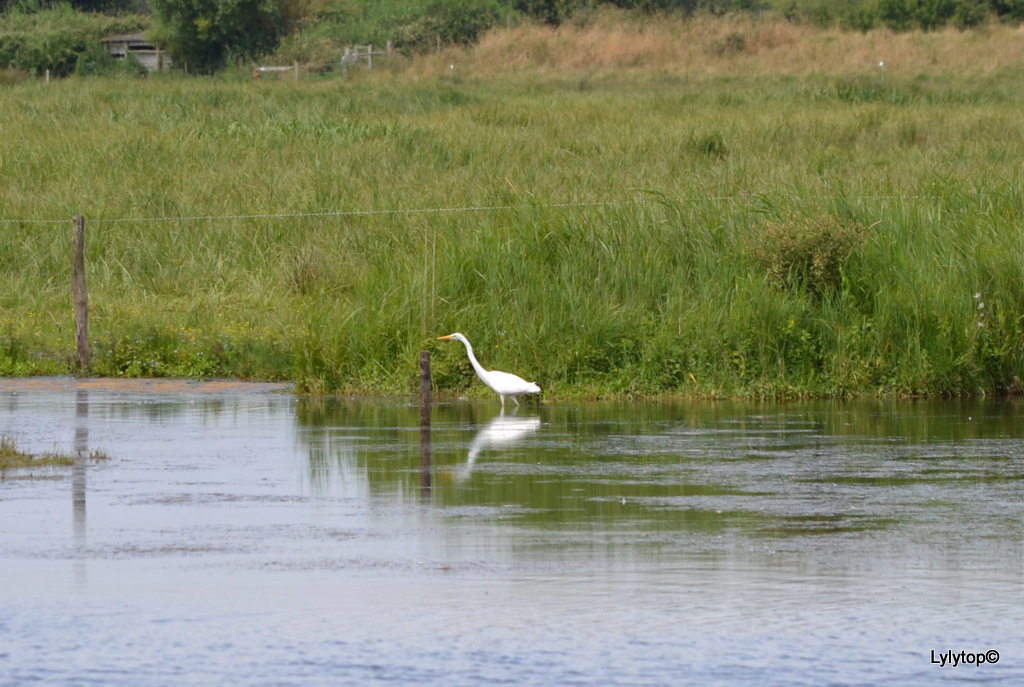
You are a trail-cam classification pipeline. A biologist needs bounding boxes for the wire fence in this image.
[0,201,618,227]
[0,193,971,228]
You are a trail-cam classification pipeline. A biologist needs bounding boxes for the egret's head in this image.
[438,333,465,343]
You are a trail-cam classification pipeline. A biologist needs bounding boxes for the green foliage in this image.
[0,434,74,469]
[876,0,916,29]
[278,0,505,63]
[777,0,1001,30]
[876,0,963,30]
[75,41,148,76]
[749,215,868,299]
[0,433,110,469]
[952,0,990,25]
[0,3,147,76]
[510,0,580,25]
[689,131,728,157]
[148,0,285,72]
[394,0,503,52]
[2,60,1024,398]
[991,0,1024,19]
[510,0,775,25]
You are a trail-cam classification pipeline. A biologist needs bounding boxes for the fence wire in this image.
[0,194,966,227]
[0,201,617,227]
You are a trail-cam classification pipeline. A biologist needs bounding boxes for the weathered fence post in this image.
[71,215,89,371]
[419,350,431,425]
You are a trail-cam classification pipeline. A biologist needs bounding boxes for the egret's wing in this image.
[483,369,539,395]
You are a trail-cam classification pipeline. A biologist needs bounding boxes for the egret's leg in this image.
[512,395,520,407]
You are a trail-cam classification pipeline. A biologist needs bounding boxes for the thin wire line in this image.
[0,194,963,226]
[0,201,614,226]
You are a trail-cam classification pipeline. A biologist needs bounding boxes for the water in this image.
[1,378,1022,685]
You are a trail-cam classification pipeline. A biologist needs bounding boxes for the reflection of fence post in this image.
[71,215,89,371]
[419,350,431,495]
[73,388,88,548]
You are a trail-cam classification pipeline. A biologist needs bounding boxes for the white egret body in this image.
[438,332,541,408]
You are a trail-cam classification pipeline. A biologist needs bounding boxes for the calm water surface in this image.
[1,378,1022,685]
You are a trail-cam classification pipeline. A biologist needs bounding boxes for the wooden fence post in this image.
[419,350,431,424]
[71,215,89,371]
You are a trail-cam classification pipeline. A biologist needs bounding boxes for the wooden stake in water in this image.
[71,215,89,371]
[419,351,431,424]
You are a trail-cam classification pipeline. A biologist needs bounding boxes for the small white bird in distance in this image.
[438,332,541,408]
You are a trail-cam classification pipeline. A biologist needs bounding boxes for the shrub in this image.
[748,214,868,299]
[394,0,504,52]
[149,0,285,72]
[75,42,148,76]
[0,4,147,76]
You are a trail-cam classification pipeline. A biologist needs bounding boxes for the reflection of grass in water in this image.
[0,433,110,471]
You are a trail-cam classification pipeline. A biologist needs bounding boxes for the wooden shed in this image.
[101,32,172,72]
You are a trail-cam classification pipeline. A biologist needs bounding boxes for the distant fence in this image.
[55,202,608,372]
[341,43,393,78]
[253,42,395,81]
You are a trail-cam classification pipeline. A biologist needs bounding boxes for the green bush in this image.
[749,215,868,299]
[0,4,147,76]
[75,41,148,76]
[148,0,285,72]
[953,0,990,26]
[394,0,504,52]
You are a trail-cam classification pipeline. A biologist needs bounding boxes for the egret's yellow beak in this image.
[438,334,454,341]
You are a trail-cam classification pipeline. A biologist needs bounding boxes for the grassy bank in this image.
[2,19,1023,398]
[0,433,110,470]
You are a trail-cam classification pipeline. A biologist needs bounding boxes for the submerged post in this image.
[419,350,431,423]
[71,215,89,371]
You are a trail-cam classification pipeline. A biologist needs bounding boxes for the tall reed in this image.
[2,29,1023,396]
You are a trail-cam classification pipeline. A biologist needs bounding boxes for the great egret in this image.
[438,332,541,408]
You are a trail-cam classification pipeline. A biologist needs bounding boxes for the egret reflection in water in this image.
[4,383,1024,687]
[456,411,541,481]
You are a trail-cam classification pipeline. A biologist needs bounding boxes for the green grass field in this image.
[2,20,1023,398]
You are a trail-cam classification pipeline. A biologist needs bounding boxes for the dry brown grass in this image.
[410,12,1024,80]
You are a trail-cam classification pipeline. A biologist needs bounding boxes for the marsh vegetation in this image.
[0,433,109,471]
[2,17,1023,398]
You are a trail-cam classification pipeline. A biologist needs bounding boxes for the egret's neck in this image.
[460,338,489,378]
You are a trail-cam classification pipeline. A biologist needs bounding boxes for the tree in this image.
[149,0,284,72]
[876,0,915,29]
